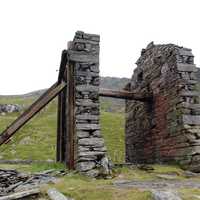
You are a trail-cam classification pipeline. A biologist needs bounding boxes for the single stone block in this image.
[78,146,90,152]
[188,163,200,173]
[180,91,199,97]
[179,49,193,56]
[152,190,182,200]
[68,50,99,63]
[74,38,99,45]
[76,100,99,107]
[78,138,104,147]
[192,154,200,162]
[177,63,197,72]
[76,124,100,130]
[78,151,105,157]
[183,115,200,125]
[76,114,99,120]
[90,65,99,73]
[76,85,99,92]
[92,130,101,137]
[93,147,107,152]
[77,131,90,138]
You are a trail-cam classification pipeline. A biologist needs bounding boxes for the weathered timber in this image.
[47,188,72,200]
[99,88,152,101]
[57,50,68,162]
[66,63,75,169]
[57,50,68,83]
[0,189,40,200]
[57,90,67,162]
[0,82,67,146]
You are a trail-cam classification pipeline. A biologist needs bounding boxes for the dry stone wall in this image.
[125,42,200,172]
[67,31,111,177]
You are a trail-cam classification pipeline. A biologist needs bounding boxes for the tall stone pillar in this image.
[66,31,110,177]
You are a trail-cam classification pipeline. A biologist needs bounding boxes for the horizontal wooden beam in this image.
[99,89,152,101]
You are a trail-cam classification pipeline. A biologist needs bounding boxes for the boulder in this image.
[0,104,22,113]
[152,190,182,200]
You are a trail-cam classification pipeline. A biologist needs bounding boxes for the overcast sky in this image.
[0,0,200,94]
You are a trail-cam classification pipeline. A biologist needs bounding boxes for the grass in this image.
[179,189,200,200]
[1,95,200,199]
[101,111,125,163]
[0,96,125,162]
[0,100,58,160]
[45,176,152,200]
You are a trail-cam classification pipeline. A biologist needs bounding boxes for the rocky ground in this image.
[0,164,200,200]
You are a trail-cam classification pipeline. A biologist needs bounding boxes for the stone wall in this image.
[67,31,110,177]
[125,42,200,172]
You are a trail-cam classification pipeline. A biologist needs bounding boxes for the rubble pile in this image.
[0,169,57,196]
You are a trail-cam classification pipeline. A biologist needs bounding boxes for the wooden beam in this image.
[66,63,75,170]
[56,50,68,162]
[0,82,67,146]
[56,91,62,162]
[99,89,152,101]
[57,50,68,83]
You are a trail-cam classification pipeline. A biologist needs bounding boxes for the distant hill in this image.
[1,76,129,97]
[100,77,129,90]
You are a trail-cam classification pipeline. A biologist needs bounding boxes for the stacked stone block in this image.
[68,31,110,177]
[125,42,200,172]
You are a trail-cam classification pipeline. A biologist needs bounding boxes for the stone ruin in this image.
[1,31,200,176]
[125,42,200,172]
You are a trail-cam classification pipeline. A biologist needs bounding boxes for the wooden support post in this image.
[66,63,75,169]
[56,50,68,162]
[56,92,62,162]
[56,90,67,162]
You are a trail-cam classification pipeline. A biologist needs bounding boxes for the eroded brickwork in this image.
[125,42,200,172]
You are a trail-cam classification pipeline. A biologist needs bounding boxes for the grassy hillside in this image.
[0,96,125,163]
